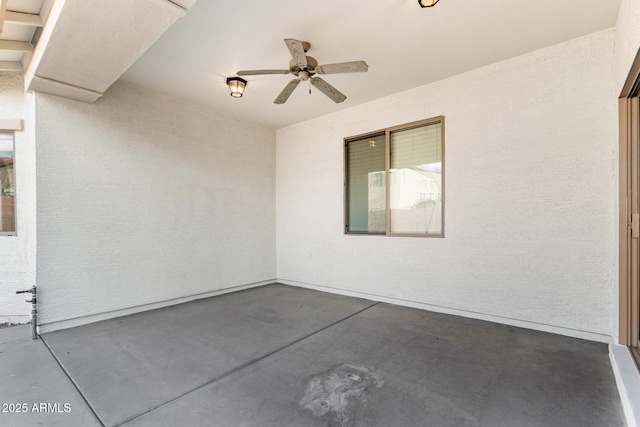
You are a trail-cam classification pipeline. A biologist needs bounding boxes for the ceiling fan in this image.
[237,38,368,105]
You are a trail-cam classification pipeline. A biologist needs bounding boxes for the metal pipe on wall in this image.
[16,286,37,340]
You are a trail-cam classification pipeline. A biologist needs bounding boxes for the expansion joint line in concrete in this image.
[39,335,107,427]
[116,301,381,427]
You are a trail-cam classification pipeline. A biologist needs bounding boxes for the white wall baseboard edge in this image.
[0,315,31,324]
[277,279,611,343]
[38,280,275,333]
[610,343,640,427]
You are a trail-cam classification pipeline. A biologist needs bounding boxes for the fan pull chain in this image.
[309,80,311,95]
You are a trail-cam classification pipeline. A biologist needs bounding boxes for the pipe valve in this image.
[15,286,37,340]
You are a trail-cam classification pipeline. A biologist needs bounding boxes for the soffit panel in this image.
[25,0,196,101]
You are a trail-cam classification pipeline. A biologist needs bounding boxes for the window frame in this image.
[343,128,386,236]
[344,116,445,238]
[0,131,16,237]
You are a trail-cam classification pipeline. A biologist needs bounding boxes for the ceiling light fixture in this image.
[418,0,439,7]
[226,77,247,98]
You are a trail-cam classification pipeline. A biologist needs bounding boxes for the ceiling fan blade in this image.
[274,79,301,104]
[310,77,347,103]
[314,61,369,75]
[284,38,308,69]
[237,69,290,76]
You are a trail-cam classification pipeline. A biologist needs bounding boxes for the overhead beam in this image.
[0,40,33,53]
[0,60,22,71]
[21,51,32,70]
[5,11,43,27]
[0,0,7,35]
[26,0,199,103]
[29,75,102,103]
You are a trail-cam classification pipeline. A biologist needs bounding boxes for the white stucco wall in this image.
[615,0,640,94]
[0,74,36,324]
[276,29,617,342]
[35,82,276,331]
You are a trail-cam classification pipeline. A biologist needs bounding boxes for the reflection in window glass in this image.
[389,122,442,234]
[346,133,386,233]
[0,133,15,233]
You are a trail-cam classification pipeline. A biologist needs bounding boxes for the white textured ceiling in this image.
[120,0,621,129]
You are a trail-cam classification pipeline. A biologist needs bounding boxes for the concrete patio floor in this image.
[0,284,626,426]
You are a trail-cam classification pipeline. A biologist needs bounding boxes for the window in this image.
[0,133,15,235]
[345,117,444,237]
[345,133,386,233]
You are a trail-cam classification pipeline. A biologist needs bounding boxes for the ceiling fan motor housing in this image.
[289,56,318,79]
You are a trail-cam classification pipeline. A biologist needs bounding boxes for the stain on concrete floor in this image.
[301,364,384,427]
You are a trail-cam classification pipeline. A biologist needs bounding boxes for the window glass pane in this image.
[346,134,386,233]
[389,121,442,234]
[0,133,15,233]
